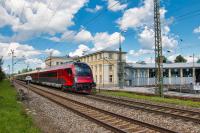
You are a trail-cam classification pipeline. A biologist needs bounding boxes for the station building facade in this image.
[77,50,126,87]
[125,63,200,87]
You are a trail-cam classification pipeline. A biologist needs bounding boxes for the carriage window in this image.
[48,72,57,77]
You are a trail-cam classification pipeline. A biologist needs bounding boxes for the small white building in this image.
[125,63,200,87]
[45,56,73,67]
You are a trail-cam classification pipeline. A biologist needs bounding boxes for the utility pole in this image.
[49,51,53,67]
[9,49,15,76]
[154,0,163,97]
[118,32,124,89]
[8,65,10,78]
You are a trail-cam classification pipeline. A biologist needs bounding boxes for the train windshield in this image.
[75,63,91,76]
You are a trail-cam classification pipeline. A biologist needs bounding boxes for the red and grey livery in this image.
[15,62,96,94]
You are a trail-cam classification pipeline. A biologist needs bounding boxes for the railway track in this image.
[15,81,176,133]
[86,94,200,124]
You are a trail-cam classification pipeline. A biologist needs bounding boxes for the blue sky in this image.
[0,0,200,73]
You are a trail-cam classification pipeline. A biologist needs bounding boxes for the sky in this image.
[0,0,200,73]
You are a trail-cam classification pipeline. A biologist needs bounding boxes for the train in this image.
[15,62,96,94]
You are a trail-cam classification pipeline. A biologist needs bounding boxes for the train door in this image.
[65,68,73,86]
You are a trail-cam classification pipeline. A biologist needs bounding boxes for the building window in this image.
[99,54,102,59]
[56,62,59,65]
[108,53,113,59]
[99,75,102,83]
[149,69,156,78]
[109,65,113,71]
[183,68,192,77]
[163,69,169,77]
[171,68,180,77]
[109,75,113,82]
[60,62,63,64]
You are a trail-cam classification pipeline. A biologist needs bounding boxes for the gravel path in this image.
[15,83,110,133]
[31,84,200,133]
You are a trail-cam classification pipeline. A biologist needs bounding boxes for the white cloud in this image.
[194,26,200,39]
[138,26,178,49]
[118,0,153,30]
[24,58,46,68]
[118,0,178,50]
[0,34,10,42]
[74,29,93,42]
[167,54,198,63]
[49,36,61,42]
[50,30,124,52]
[0,0,89,41]
[0,42,61,73]
[69,44,90,57]
[143,57,154,63]
[85,5,102,13]
[0,42,41,59]
[107,0,127,12]
[194,26,200,33]
[92,32,125,51]
[129,49,154,57]
[44,48,61,56]
[50,29,93,43]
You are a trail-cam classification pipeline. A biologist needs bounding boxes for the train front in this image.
[73,62,95,93]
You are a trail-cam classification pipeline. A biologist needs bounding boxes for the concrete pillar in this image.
[169,69,171,84]
[137,69,140,86]
[180,68,183,85]
[193,68,196,84]
[147,69,149,86]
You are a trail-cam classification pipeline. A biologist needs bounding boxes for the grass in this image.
[99,90,200,108]
[0,80,40,133]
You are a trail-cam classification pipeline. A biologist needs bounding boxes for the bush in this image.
[0,57,5,82]
[0,69,5,81]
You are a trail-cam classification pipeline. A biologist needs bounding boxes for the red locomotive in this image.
[15,62,96,94]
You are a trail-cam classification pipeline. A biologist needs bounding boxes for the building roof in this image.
[45,55,73,61]
[79,49,127,58]
[126,63,200,69]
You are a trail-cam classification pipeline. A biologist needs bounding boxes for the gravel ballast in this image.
[14,83,110,133]
[30,84,200,133]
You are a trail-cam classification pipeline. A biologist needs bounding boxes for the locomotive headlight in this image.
[74,77,77,83]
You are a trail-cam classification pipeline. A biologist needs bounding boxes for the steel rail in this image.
[15,81,177,133]
[87,94,200,124]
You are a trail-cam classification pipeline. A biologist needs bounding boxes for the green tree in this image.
[156,56,168,63]
[0,57,5,81]
[174,55,187,63]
